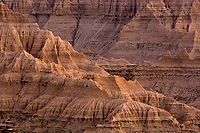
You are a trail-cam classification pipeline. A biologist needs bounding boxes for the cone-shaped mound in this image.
[153,50,173,66]
[154,48,200,67]
[174,48,189,59]
[189,31,200,59]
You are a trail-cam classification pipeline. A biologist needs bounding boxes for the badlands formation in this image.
[2,0,200,63]
[0,2,199,132]
[101,30,200,110]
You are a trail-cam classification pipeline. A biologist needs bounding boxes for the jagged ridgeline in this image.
[1,0,200,64]
[101,48,200,111]
[0,2,199,133]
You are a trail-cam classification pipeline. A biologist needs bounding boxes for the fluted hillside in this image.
[2,0,200,63]
[0,3,199,132]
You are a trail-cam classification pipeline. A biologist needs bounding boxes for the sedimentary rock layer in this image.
[1,50,200,132]
[101,50,200,109]
[0,3,199,132]
[2,0,200,63]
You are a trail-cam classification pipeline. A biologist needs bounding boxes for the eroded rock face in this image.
[2,0,200,64]
[1,50,200,132]
[153,48,200,67]
[0,2,29,23]
[105,0,198,63]
[102,48,200,110]
[103,63,200,109]
[189,31,200,59]
[0,3,199,132]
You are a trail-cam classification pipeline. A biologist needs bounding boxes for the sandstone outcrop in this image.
[103,63,200,110]
[154,44,200,67]
[1,50,200,132]
[102,48,200,110]
[105,0,198,63]
[0,2,29,23]
[189,31,200,60]
[0,3,200,132]
[2,0,200,64]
